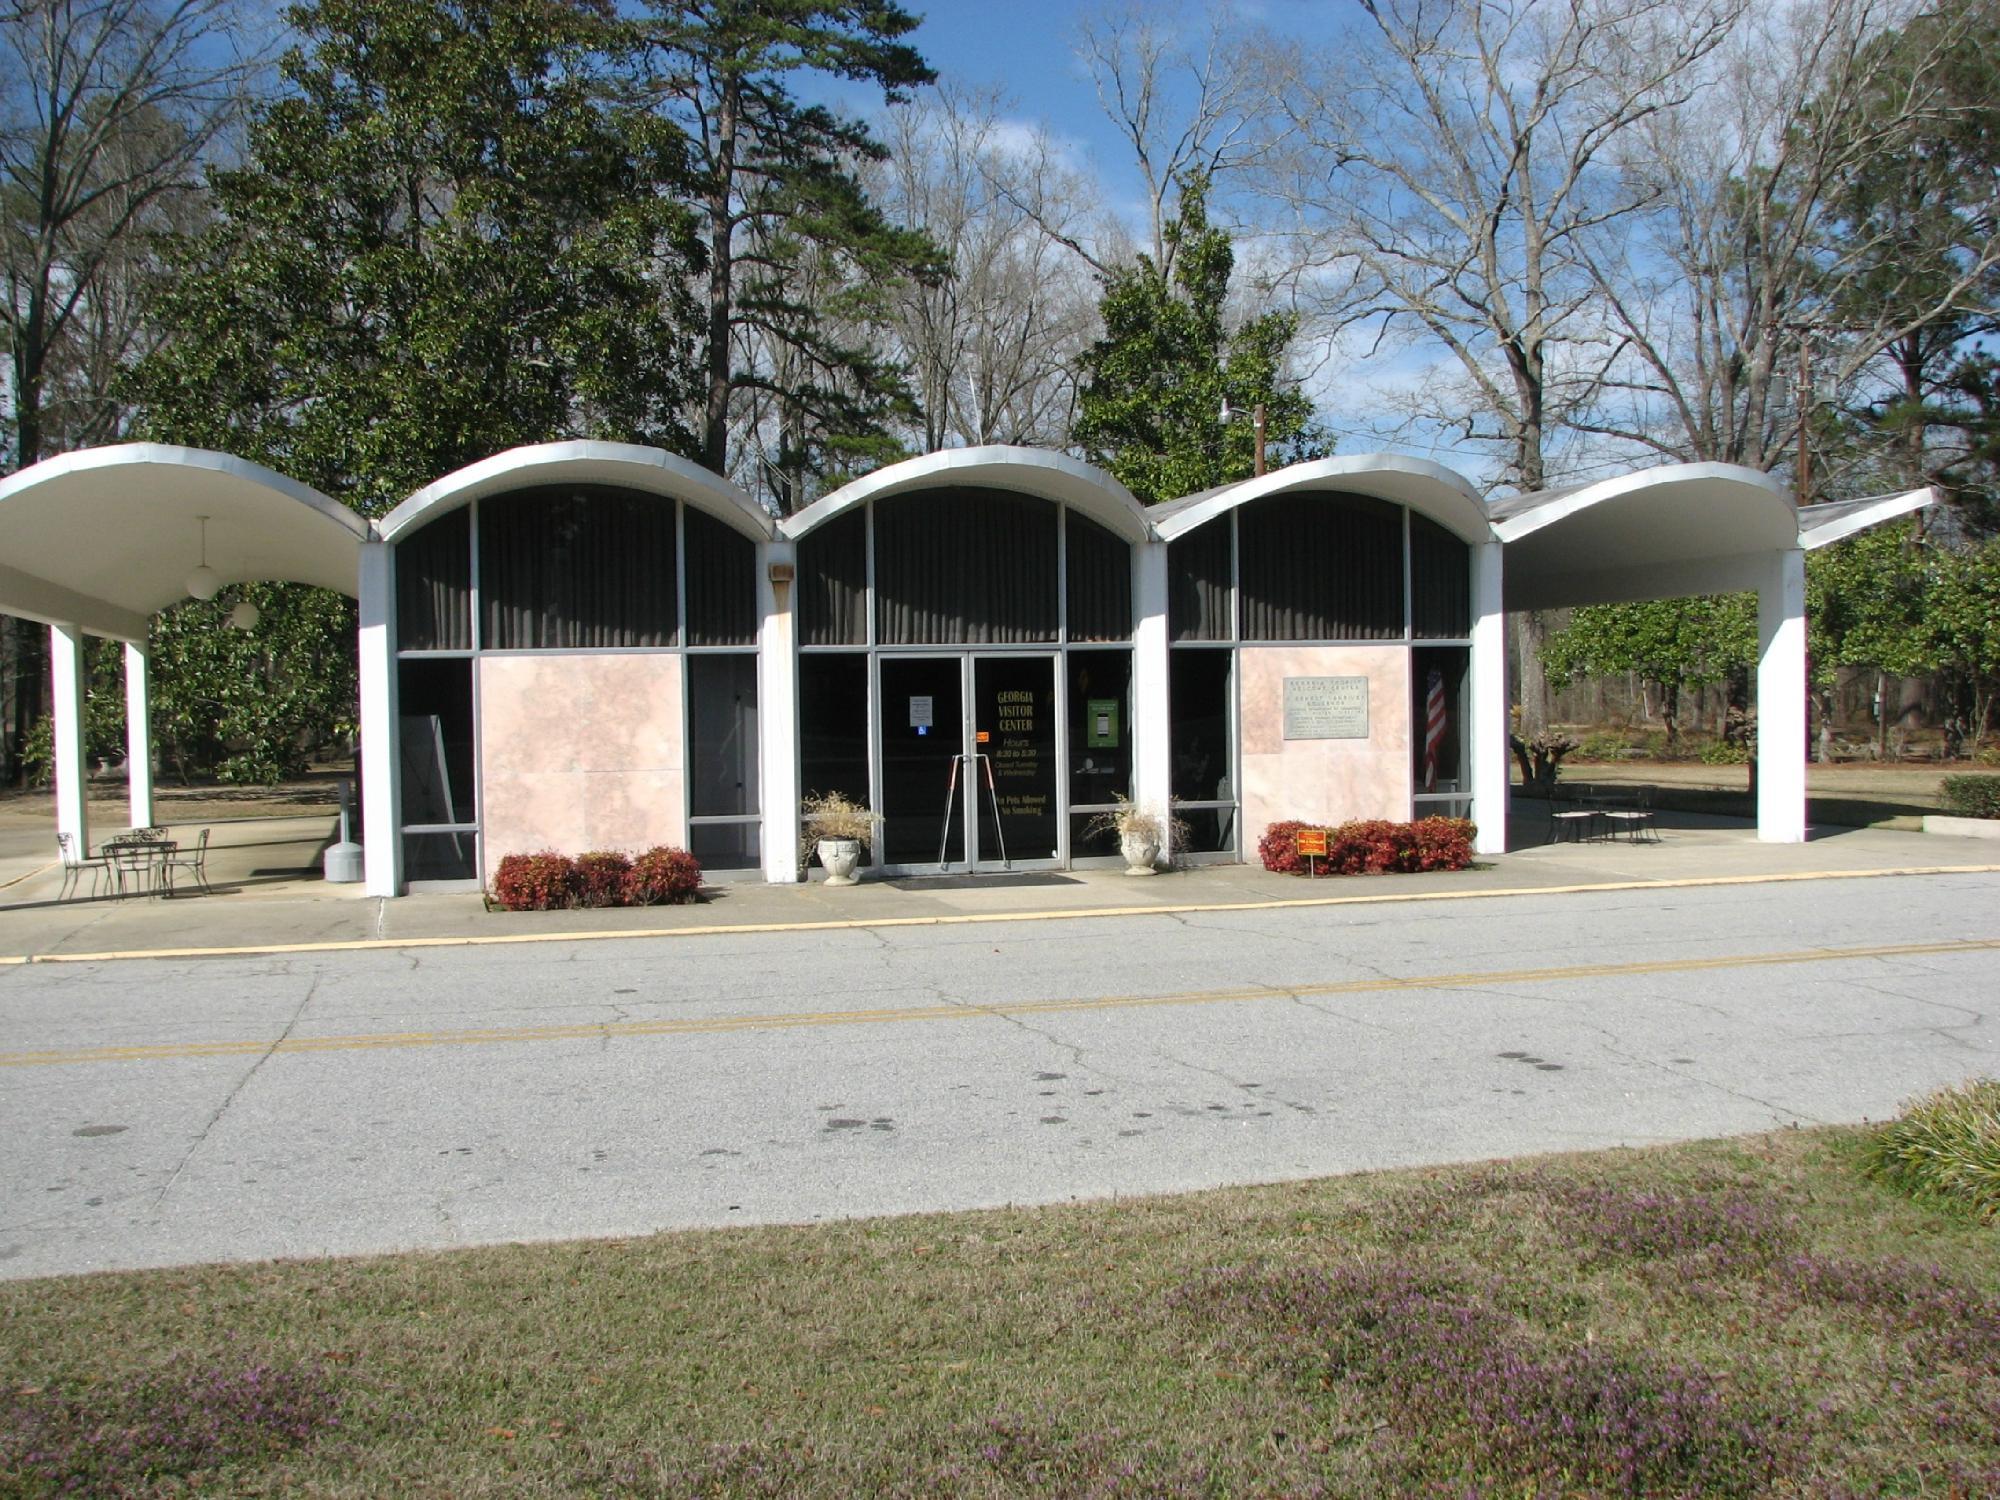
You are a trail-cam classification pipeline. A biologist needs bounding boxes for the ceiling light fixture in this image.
[186,516,221,601]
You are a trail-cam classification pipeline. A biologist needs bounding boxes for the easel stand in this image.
[935,753,1010,869]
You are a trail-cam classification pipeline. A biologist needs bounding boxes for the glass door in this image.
[972,655,1060,868]
[877,655,967,867]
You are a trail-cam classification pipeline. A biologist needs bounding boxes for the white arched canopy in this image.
[0,443,367,640]
[378,440,773,544]
[1492,463,1800,611]
[781,446,1152,544]
[1491,462,1938,848]
[1,443,370,859]
[1149,453,1494,546]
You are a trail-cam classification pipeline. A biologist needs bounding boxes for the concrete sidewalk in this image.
[4,814,1996,963]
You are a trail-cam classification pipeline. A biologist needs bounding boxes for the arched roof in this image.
[1148,454,1494,546]
[1493,462,1804,611]
[377,440,773,545]
[781,446,1152,544]
[1798,487,1936,551]
[0,443,367,641]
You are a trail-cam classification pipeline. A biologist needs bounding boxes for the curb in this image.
[5,862,1999,967]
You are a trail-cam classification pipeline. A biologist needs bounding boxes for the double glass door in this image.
[878,654,1059,871]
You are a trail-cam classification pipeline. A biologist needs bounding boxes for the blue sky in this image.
[812,1,1474,471]
[881,1,1357,214]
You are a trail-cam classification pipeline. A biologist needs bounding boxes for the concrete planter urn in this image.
[1085,797,1177,876]
[818,837,863,885]
[802,790,873,887]
[1119,830,1161,876]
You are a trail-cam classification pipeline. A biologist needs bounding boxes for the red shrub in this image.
[1329,818,1409,873]
[1257,820,1315,874]
[573,850,634,908]
[630,845,703,905]
[1411,816,1476,871]
[491,851,578,910]
[1258,817,1477,877]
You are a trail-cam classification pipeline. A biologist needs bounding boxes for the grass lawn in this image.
[3,1129,1996,1497]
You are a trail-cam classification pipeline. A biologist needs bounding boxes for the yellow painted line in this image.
[7,862,2000,968]
[4,936,1996,1070]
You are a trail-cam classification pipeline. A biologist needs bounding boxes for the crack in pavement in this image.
[919,982,1149,1091]
[152,973,321,1210]
[1278,987,1398,1035]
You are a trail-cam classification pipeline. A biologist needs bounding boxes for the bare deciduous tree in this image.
[868,86,1102,452]
[0,0,252,783]
[1251,0,1741,731]
[2,0,250,469]
[1576,0,2000,480]
[1073,2,1261,276]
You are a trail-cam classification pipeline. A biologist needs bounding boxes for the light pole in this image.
[1219,397,1266,477]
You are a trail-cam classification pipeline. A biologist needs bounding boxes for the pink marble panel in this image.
[1238,645,1412,839]
[477,655,685,881]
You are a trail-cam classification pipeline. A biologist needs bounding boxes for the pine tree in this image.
[635,0,944,505]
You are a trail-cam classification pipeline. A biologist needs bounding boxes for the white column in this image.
[358,541,403,895]
[1468,539,1509,855]
[50,622,90,857]
[123,641,154,829]
[1131,539,1172,828]
[758,539,801,882]
[1756,547,1808,843]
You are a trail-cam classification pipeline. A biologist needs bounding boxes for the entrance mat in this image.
[887,873,1084,891]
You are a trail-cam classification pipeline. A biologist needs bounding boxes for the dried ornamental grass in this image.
[1858,1077,2000,1223]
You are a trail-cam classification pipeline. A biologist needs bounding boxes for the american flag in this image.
[1423,668,1447,791]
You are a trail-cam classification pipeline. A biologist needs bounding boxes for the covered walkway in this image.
[0,444,367,861]
[1492,464,1935,844]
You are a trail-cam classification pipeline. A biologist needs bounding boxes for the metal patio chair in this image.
[1547,795,1602,844]
[1601,786,1660,844]
[163,827,212,895]
[56,832,112,900]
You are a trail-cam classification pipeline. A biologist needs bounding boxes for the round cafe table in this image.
[104,837,178,898]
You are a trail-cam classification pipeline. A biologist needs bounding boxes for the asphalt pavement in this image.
[2,862,1995,1281]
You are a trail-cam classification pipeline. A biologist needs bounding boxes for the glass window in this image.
[1411,514,1472,639]
[1068,649,1132,811]
[690,822,760,871]
[797,509,867,646]
[403,830,478,883]
[875,488,1057,644]
[1413,646,1471,794]
[397,658,475,826]
[1065,512,1132,641]
[1169,649,1233,804]
[1069,648,1133,859]
[1238,492,1403,640]
[687,653,759,817]
[685,506,757,646]
[799,652,871,808]
[1168,520,1232,641]
[479,486,676,649]
[395,507,471,650]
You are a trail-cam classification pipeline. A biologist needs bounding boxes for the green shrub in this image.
[1698,738,1750,766]
[1939,774,2000,819]
[1574,731,1629,761]
[1857,1078,2000,1223]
